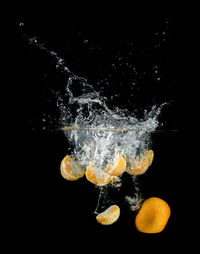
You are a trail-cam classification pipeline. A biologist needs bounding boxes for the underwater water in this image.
[57,65,164,171]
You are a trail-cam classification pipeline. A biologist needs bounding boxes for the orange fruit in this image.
[60,155,84,181]
[104,155,126,176]
[126,150,154,175]
[85,163,111,186]
[96,205,120,225]
[135,197,171,233]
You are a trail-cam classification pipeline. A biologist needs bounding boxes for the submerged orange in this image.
[126,150,154,175]
[85,163,111,186]
[104,155,126,176]
[96,205,120,225]
[135,197,171,233]
[60,155,84,181]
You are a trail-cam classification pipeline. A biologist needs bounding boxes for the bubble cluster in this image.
[57,71,164,171]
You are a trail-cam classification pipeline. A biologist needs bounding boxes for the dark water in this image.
[6,10,197,250]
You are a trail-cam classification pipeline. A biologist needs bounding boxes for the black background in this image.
[6,6,197,251]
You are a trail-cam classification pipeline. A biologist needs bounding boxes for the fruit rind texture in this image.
[135,197,171,233]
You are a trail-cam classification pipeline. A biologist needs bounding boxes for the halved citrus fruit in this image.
[85,163,111,186]
[96,205,120,225]
[104,155,126,176]
[60,155,84,181]
[126,150,154,175]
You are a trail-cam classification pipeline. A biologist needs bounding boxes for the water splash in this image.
[125,176,144,211]
[27,35,165,211]
[58,76,164,170]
